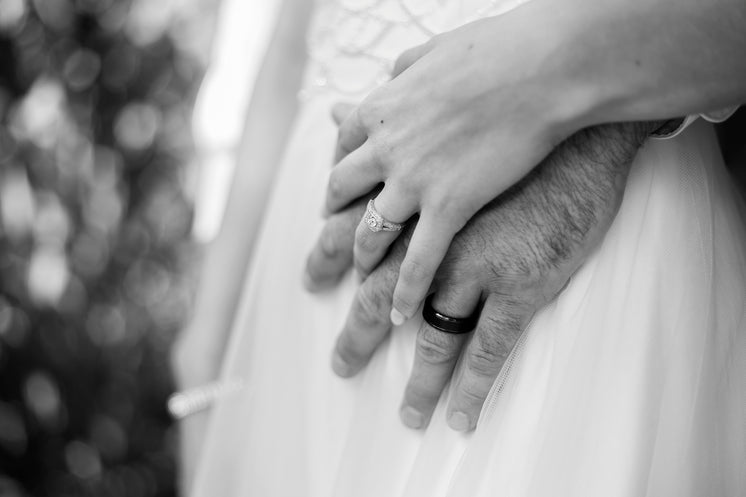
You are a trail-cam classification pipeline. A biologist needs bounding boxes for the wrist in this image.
[518,0,687,133]
[507,0,610,140]
[539,0,743,127]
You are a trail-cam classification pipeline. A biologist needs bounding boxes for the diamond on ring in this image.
[363,199,405,233]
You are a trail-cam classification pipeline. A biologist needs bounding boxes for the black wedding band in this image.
[422,294,479,334]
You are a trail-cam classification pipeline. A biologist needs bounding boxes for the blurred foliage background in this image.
[0,0,216,495]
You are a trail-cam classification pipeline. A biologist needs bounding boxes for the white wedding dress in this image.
[192,0,746,495]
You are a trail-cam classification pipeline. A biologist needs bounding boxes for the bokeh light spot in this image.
[89,414,128,462]
[0,476,26,497]
[101,43,141,91]
[114,103,161,151]
[85,304,127,346]
[23,370,62,427]
[57,274,88,314]
[0,0,27,33]
[27,246,70,306]
[0,401,27,455]
[64,440,102,479]
[33,192,71,247]
[125,0,174,46]
[84,183,123,233]
[31,0,74,32]
[63,48,102,91]
[0,167,36,241]
[71,230,110,278]
[0,305,30,348]
[124,260,171,307]
[10,78,66,148]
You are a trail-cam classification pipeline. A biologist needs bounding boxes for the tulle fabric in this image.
[192,87,746,495]
[191,0,746,493]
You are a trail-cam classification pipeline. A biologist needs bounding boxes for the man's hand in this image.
[323,8,590,326]
[306,119,657,431]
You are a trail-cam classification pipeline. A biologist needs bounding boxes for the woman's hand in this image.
[310,120,655,430]
[324,7,590,325]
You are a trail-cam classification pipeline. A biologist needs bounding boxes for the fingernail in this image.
[400,406,424,429]
[447,411,471,432]
[331,353,355,378]
[390,308,406,326]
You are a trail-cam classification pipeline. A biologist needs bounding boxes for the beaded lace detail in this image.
[300,0,533,99]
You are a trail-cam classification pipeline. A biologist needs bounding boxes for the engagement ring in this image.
[363,199,405,233]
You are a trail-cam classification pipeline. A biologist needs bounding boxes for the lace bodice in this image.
[300,0,532,98]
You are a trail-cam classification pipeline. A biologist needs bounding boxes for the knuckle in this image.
[526,230,571,272]
[466,349,501,379]
[436,248,475,283]
[357,98,380,130]
[428,194,471,229]
[426,190,455,213]
[394,173,420,197]
[457,379,489,407]
[399,257,428,285]
[416,329,459,366]
[354,287,388,327]
[483,304,525,334]
[467,332,508,377]
[488,259,545,297]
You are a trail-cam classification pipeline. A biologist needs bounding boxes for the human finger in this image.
[353,189,415,279]
[391,40,435,78]
[334,105,368,164]
[304,199,367,292]
[446,294,530,431]
[399,286,480,429]
[325,143,382,215]
[390,210,460,325]
[331,255,400,377]
[331,102,356,127]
